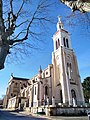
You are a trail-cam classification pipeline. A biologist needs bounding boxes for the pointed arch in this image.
[45,86,48,96]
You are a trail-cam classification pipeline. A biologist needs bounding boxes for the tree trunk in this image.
[0,43,9,69]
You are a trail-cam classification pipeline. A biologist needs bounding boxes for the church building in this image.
[4,17,85,113]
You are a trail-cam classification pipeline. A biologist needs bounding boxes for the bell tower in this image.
[53,16,72,52]
[52,16,84,106]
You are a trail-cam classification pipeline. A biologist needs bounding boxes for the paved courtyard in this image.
[0,109,88,120]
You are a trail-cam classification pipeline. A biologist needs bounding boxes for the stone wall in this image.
[45,106,90,116]
[7,96,17,109]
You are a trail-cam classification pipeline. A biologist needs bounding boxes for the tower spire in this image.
[57,16,63,31]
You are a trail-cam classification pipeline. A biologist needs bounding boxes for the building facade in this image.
[4,17,85,110]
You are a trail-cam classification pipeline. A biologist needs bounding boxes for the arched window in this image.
[45,86,48,96]
[58,39,60,47]
[66,38,69,48]
[56,41,58,50]
[63,37,66,47]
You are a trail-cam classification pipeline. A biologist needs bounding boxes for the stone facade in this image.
[4,17,85,113]
[3,74,29,108]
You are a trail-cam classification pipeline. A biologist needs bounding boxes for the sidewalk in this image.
[19,110,88,120]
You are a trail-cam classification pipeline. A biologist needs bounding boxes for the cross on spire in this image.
[58,16,61,23]
[57,15,63,30]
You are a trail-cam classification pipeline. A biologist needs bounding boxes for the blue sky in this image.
[0,1,90,99]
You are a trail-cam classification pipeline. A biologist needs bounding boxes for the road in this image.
[0,109,88,120]
[0,109,46,120]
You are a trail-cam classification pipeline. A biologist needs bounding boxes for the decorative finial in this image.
[57,15,63,30]
[39,65,42,73]
[11,73,13,77]
[58,16,61,23]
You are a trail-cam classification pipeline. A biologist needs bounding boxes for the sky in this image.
[0,1,90,99]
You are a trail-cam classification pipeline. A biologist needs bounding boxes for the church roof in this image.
[12,76,29,81]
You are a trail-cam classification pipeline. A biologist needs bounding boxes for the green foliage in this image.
[82,77,90,103]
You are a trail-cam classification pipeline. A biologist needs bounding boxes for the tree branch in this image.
[8,0,50,45]
[16,0,24,17]
[2,0,25,41]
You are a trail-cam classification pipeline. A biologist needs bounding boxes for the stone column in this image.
[44,95,46,106]
[18,103,21,110]
[24,101,27,109]
[63,50,72,106]
[47,97,49,106]
[72,98,76,107]
[52,96,55,106]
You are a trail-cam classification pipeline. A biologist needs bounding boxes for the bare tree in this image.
[60,0,90,13]
[0,0,53,70]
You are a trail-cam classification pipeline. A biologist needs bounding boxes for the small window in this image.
[12,81,14,83]
[46,72,48,75]
[21,86,23,89]
[63,37,66,47]
[66,38,69,48]
[15,82,17,86]
[11,93,13,97]
[14,94,16,97]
